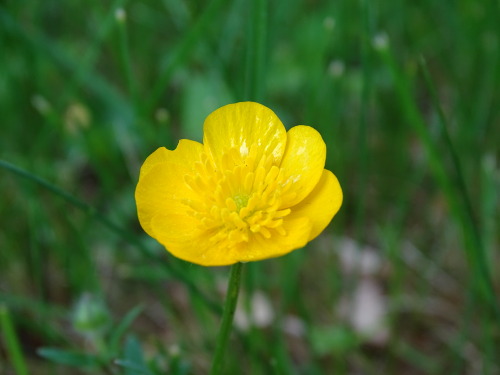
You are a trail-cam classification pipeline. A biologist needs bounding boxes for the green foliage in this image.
[37,348,103,370]
[0,0,499,374]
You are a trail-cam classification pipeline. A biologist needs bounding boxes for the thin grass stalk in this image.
[355,0,372,239]
[418,57,480,243]
[0,159,220,315]
[244,0,267,102]
[144,0,228,115]
[418,57,497,312]
[59,0,127,107]
[419,57,499,370]
[375,42,499,317]
[115,7,136,105]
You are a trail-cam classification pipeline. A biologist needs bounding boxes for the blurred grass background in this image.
[0,0,499,374]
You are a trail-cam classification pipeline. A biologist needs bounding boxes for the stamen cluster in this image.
[184,146,295,249]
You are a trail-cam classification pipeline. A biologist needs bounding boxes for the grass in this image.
[1,0,499,374]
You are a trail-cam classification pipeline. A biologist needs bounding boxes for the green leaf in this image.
[37,347,102,369]
[109,305,144,356]
[114,335,151,375]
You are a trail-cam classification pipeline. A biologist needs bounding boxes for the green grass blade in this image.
[0,305,29,375]
[355,0,373,239]
[418,56,499,320]
[144,0,228,114]
[115,7,137,105]
[244,0,267,102]
[374,39,499,319]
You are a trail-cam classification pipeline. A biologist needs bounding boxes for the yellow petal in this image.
[150,213,219,266]
[288,169,342,241]
[279,125,326,207]
[151,212,248,266]
[233,217,312,263]
[151,213,225,266]
[138,140,203,179]
[151,215,313,266]
[135,140,203,237]
[138,147,169,179]
[203,102,287,169]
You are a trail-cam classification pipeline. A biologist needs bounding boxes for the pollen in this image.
[183,146,290,249]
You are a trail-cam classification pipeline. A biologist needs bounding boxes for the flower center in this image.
[233,193,249,211]
[183,147,293,249]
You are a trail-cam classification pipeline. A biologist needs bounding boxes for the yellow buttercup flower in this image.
[135,102,342,266]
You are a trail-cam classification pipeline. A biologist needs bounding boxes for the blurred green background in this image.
[1,0,499,374]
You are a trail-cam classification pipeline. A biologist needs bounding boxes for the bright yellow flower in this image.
[135,102,342,266]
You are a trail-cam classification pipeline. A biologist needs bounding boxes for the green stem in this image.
[209,262,243,375]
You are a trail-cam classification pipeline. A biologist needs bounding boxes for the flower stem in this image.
[209,262,243,375]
